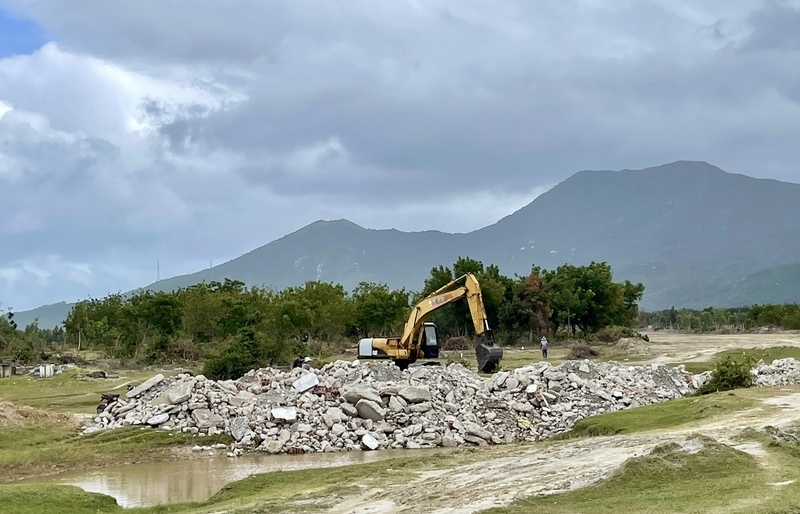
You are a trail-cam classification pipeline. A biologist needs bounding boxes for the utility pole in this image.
[157,260,161,282]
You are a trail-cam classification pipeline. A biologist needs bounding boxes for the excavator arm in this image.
[400,273,502,372]
[356,272,503,372]
[400,273,490,347]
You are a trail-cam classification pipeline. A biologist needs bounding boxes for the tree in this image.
[351,282,409,337]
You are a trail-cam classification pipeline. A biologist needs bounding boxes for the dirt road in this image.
[324,332,800,514]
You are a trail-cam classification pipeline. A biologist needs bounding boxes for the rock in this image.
[441,436,458,447]
[147,413,169,426]
[192,408,224,429]
[126,374,165,399]
[167,380,195,404]
[331,423,347,437]
[343,388,382,405]
[271,407,297,422]
[264,441,283,454]
[340,403,358,418]
[292,373,320,392]
[322,407,344,428]
[463,421,493,442]
[355,399,385,421]
[361,433,380,450]
[230,416,249,442]
[398,386,432,404]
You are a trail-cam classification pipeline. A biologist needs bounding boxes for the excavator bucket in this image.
[475,342,503,373]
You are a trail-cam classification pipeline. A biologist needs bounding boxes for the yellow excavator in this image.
[356,273,503,372]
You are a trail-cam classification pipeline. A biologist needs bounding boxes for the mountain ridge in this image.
[14,160,800,328]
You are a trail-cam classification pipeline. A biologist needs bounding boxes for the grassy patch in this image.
[556,391,754,439]
[715,346,800,366]
[129,452,462,514]
[0,424,231,482]
[673,347,800,377]
[0,484,123,514]
[481,436,782,514]
[0,370,167,414]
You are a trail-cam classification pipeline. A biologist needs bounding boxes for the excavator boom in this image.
[358,273,503,372]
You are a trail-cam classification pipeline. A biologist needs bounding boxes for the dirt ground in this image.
[323,332,800,514]
[642,330,800,364]
[0,399,75,429]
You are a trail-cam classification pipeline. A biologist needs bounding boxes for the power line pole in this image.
[157,260,160,282]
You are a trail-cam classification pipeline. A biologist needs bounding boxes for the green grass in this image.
[481,436,777,514]
[0,369,168,414]
[663,347,800,377]
[0,424,231,482]
[555,390,755,439]
[0,484,123,514]
[714,346,800,366]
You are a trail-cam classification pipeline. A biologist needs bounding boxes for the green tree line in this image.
[1,259,644,375]
[640,304,800,332]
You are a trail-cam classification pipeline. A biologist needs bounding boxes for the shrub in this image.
[695,355,756,395]
[569,343,600,360]
[443,336,469,351]
[592,326,647,343]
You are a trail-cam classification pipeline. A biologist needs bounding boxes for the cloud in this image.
[0,0,799,309]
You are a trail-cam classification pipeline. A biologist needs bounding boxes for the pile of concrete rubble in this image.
[84,359,702,454]
[752,358,800,386]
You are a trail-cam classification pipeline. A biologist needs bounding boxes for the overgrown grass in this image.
[555,391,754,439]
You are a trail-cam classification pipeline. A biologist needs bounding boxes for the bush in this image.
[443,336,469,351]
[695,355,756,395]
[592,326,647,343]
[569,343,600,360]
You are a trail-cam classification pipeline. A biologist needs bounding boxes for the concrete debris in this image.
[83,357,800,455]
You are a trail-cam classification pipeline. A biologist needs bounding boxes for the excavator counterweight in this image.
[357,273,503,372]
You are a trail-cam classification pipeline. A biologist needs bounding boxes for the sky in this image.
[1,0,799,311]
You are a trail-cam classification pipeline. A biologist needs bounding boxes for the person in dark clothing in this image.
[292,356,304,369]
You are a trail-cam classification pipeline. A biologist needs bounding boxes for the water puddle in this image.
[31,448,444,508]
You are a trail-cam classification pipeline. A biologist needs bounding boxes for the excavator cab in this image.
[419,322,439,359]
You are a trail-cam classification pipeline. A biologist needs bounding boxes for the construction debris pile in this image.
[84,359,698,454]
[752,358,800,387]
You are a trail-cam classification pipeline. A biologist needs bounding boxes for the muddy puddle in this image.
[32,448,446,508]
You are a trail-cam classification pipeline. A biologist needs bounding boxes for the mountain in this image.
[15,160,800,328]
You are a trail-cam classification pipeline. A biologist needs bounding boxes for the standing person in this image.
[540,336,549,359]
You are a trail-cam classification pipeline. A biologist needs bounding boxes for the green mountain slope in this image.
[15,161,800,327]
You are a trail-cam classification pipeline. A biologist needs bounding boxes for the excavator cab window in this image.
[421,323,439,358]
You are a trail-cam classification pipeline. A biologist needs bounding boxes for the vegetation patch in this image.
[482,436,774,514]
[696,355,757,395]
[0,422,230,482]
[567,343,600,360]
[0,370,169,414]
[556,391,754,439]
[0,484,122,514]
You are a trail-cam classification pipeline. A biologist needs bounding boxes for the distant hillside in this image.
[12,302,73,330]
[16,160,800,328]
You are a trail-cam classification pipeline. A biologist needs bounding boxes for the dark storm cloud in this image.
[2,0,800,308]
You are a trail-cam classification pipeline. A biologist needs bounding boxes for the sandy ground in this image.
[324,332,800,514]
[643,330,800,364]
